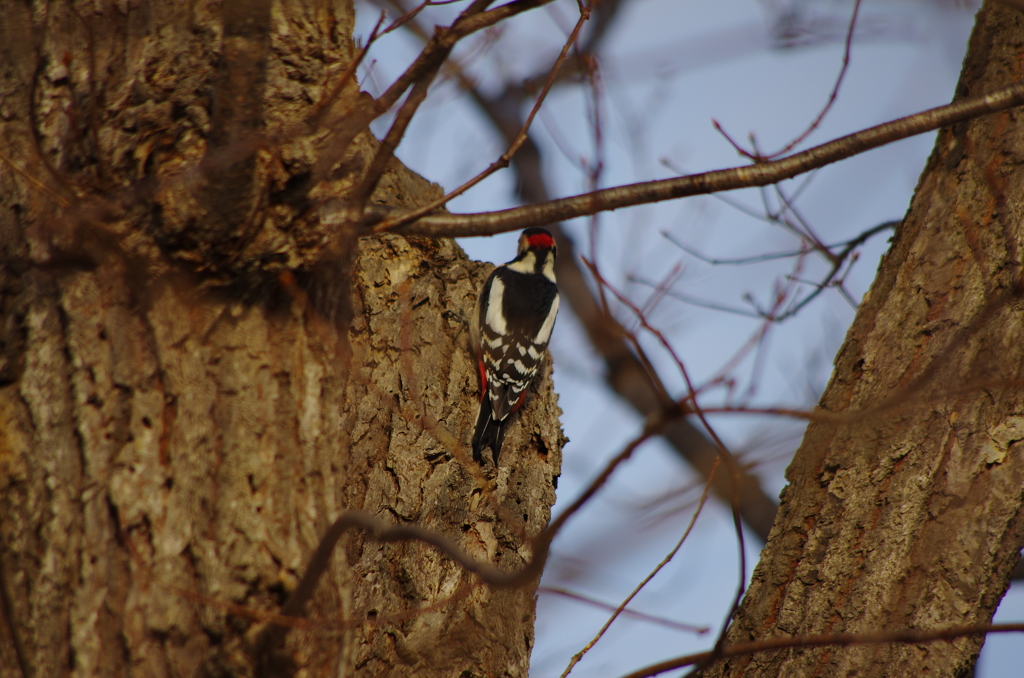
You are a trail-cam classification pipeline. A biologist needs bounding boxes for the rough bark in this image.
[0,2,563,677]
[708,3,1024,676]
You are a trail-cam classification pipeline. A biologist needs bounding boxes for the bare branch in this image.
[388,80,1024,236]
[254,411,678,668]
[347,1,509,207]
[350,63,445,207]
[716,0,861,160]
[617,623,1024,678]
[308,0,557,196]
[663,221,895,266]
[652,221,898,323]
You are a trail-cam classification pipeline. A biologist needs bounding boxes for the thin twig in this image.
[308,0,556,192]
[351,62,445,208]
[716,0,862,161]
[559,458,719,677]
[539,587,709,635]
[663,221,894,267]
[349,1,504,205]
[371,2,592,232]
[654,220,897,323]
[577,256,753,668]
[300,12,387,132]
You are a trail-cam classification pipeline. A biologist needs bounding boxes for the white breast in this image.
[485,277,508,335]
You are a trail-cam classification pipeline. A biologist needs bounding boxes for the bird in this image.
[470,228,560,465]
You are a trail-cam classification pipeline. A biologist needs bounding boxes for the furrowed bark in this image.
[0,1,563,677]
[707,3,1024,676]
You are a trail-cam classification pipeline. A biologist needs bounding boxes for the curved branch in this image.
[254,417,664,671]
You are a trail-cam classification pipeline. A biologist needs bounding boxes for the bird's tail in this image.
[472,404,507,466]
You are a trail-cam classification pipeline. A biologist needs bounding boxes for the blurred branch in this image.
[350,58,446,207]
[600,260,753,662]
[255,415,668,671]
[350,0,516,206]
[308,0,556,195]
[197,0,272,246]
[653,220,898,323]
[372,2,593,231]
[662,219,893,266]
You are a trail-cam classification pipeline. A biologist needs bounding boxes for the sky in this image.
[353,1,1021,676]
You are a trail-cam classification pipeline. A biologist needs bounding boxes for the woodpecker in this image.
[471,228,560,465]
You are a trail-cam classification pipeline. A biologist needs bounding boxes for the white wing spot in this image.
[534,294,560,345]
[485,278,508,335]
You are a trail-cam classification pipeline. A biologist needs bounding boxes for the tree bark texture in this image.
[709,3,1024,676]
[0,2,563,677]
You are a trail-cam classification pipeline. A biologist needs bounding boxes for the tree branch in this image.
[559,457,719,676]
[716,0,862,161]
[383,80,1024,236]
[617,623,1024,678]
[254,414,671,670]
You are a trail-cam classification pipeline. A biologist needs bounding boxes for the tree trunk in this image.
[0,2,563,677]
[709,3,1024,676]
